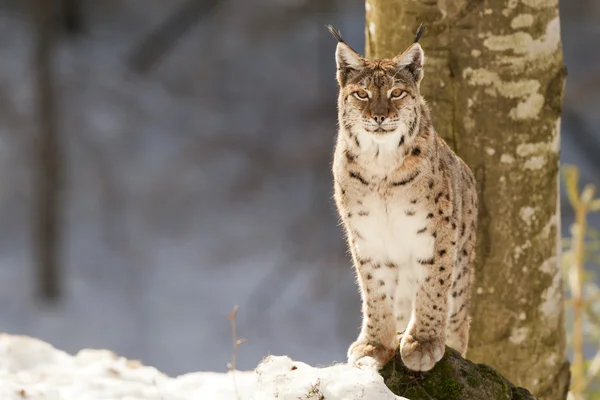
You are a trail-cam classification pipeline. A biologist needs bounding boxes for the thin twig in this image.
[227,305,246,400]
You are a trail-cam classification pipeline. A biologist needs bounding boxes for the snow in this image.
[0,334,256,400]
[253,356,406,400]
[0,334,406,400]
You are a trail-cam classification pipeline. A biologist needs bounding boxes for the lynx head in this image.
[327,25,425,138]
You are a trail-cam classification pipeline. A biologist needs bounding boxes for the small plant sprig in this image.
[563,166,600,399]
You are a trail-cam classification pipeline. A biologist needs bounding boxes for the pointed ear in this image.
[335,42,364,85]
[327,25,364,86]
[393,43,424,84]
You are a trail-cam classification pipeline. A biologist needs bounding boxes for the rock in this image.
[379,347,537,400]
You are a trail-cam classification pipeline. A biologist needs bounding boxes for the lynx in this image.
[328,25,478,372]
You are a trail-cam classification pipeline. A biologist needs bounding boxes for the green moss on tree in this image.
[380,347,536,400]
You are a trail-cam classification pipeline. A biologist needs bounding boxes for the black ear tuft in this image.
[330,25,364,86]
[414,23,426,43]
[326,25,344,43]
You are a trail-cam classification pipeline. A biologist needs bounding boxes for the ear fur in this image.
[335,43,364,80]
[394,23,426,84]
[394,42,425,84]
[326,25,364,86]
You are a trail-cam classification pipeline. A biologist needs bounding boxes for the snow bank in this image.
[0,334,256,399]
[253,356,406,400]
[0,334,405,400]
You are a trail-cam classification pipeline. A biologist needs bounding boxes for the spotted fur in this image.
[329,27,477,372]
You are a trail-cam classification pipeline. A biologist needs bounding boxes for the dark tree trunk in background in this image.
[366,0,569,398]
[32,0,62,301]
[60,0,84,35]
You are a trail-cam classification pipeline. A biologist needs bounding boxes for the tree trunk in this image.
[60,0,84,35]
[365,0,569,398]
[32,0,62,301]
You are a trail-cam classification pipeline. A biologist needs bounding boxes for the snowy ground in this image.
[0,334,404,400]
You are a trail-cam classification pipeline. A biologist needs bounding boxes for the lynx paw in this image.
[347,339,396,369]
[400,334,444,372]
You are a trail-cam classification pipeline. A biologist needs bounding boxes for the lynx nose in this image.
[373,115,386,124]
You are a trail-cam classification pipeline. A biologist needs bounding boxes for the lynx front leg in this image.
[348,256,398,368]
[400,234,454,371]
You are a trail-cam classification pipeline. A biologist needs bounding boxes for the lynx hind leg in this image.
[446,243,475,356]
[394,288,412,335]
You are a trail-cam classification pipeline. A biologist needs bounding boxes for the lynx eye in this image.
[353,89,369,100]
[390,88,407,99]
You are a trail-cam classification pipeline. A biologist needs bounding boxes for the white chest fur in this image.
[348,193,433,266]
[337,131,435,297]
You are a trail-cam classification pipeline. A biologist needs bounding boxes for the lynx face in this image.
[334,38,425,139]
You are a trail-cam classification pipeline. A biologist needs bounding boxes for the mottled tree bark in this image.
[365,0,569,398]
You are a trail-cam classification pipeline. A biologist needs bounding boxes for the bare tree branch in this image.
[127,0,222,73]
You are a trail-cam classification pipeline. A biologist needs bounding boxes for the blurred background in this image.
[0,0,598,376]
